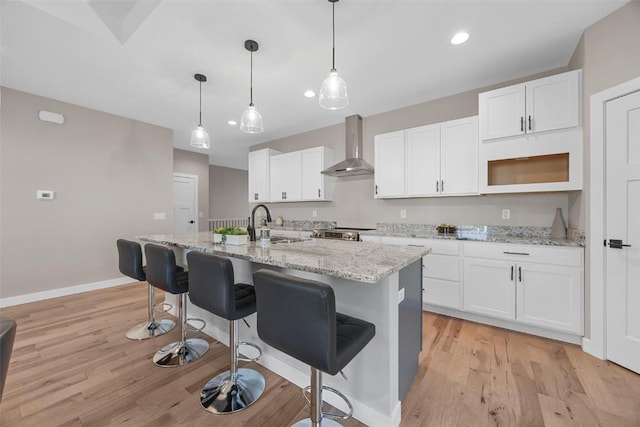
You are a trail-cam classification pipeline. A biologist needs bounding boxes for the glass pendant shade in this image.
[319,70,348,110]
[240,105,263,134]
[190,125,210,149]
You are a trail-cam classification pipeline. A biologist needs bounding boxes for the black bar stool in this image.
[252,270,375,427]
[187,251,265,414]
[145,243,209,367]
[117,239,176,340]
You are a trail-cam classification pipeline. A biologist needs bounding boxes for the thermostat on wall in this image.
[37,190,55,200]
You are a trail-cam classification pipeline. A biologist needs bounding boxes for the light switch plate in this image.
[154,212,166,220]
[398,287,405,303]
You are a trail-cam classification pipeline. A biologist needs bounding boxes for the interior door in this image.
[173,174,197,233]
[605,89,640,374]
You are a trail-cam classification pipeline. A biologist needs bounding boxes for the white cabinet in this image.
[361,235,463,310]
[269,146,335,203]
[374,116,478,199]
[300,146,335,201]
[270,152,302,202]
[478,70,583,194]
[439,117,479,195]
[479,70,581,140]
[248,148,280,203]
[374,131,405,198]
[463,241,583,334]
[421,239,463,309]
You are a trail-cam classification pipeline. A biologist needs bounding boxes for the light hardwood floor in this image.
[1,283,638,426]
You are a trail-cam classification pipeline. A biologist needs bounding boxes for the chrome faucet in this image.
[248,204,272,241]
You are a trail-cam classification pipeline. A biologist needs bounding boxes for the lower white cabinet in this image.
[463,241,583,334]
[364,235,584,337]
[360,235,462,310]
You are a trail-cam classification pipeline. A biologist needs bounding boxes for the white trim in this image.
[587,75,640,360]
[173,172,199,232]
[0,277,132,308]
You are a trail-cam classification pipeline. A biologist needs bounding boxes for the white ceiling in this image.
[1,0,628,170]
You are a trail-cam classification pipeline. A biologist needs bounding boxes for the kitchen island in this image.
[138,232,430,427]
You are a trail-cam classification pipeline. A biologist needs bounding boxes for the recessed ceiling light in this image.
[304,89,316,98]
[451,31,470,45]
[227,120,237,126]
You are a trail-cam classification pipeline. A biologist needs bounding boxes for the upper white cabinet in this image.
[374,116,479,199]
[300,146,335,201]
[478,70,583,194]
[479,70,581,140]
[269,146,335,203]
[248,148,280,203]
[270,151,302,202]
[374,131,406,197]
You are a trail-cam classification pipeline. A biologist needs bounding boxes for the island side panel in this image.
[398,259,423,400]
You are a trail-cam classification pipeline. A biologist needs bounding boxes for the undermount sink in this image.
[269,236,312,244]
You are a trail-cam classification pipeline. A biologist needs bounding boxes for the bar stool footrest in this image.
[302,384,354,421]
[237,341,262,362]
[186,317,206,333]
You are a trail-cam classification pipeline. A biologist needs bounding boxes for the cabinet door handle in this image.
[254,193,258,200]
[510,265,514,281]
[520,117,524,132]
[436,181,439,192]
[528,115,532,131]
[503,251,530,256]
[518,266,522,282]
[375,184,379,195]
[318,189,321,198]
[441,180,444,193]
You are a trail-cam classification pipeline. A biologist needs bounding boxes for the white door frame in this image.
[173,172,199,232]
[586,75,640,359]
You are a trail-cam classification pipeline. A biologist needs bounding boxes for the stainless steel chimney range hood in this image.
[321,114,374,177]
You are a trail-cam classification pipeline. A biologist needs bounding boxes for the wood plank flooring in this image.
[1,283,639,426]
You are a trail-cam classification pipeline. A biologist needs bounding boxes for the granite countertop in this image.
[138,232,430,284]
[362,224,584,248]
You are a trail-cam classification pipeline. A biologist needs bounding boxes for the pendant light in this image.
[240,39,264,134]
[190,73,210,149]
[319,0,348,110]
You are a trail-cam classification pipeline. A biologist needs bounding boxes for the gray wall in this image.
[173,149,210,232]
[568,0,640,231]
[567,1,640,338]
[251,68,571,229]
[0,87,174,299]
[209,165,250,220]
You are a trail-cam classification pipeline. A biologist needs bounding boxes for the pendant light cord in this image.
[331,1,336,72]
[249,50,254,107]
[198,80,203,127]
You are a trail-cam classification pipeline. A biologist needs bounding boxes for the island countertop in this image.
[138,231,430,284]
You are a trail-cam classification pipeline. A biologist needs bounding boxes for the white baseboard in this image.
[582,337,605,359]
[0,277,133,308]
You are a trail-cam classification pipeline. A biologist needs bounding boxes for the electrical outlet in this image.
[400,209,407,219]
[502,209,511,220]
[312,210,317,218]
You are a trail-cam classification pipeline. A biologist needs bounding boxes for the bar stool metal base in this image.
[292,419,343,427]
[200,368,265,414]
[153,337,209,367]
[126,319,175,340]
